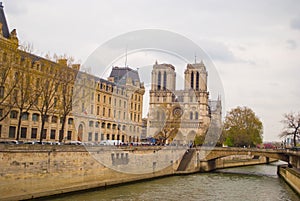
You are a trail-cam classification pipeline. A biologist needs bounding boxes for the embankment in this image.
[278,165,300,195]
[0,145,276,200]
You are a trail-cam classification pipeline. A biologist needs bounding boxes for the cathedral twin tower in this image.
[147,61,211,145]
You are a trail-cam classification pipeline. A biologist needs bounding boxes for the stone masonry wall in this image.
[0,145,179,200]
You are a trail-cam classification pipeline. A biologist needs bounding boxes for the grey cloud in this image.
[286,40,297,49]
[200,40,255,65]
[200,40,236,63]
[290,18,300,30]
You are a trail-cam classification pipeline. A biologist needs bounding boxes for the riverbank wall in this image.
[0,145,276,200]
[278,165,300,195]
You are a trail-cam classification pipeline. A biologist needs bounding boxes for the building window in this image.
[91,92,94,101]
[163,71,167,90]
[68,118,73,125]
[82,103,85,112]
[10,110,18,119]
[44,115,49,122]
[9,126,16,138]
[88,132,92,141]
[101,122,105,128]
[42,129,47,139]
[157,71,161,90]
[101,133,104,140]
[195,112,199,119]
[107,123,111,129]
[103,107,105,116]
[31,128,37,139]
[112,134,115,140]
[0,125,2,137]
[95,133,98,141]
[190,112,193,120]
[21,127,27,138]
[106,134,110,140]
[108,109,111,117]
[89,121,94,127]
[97,94,100,102]
[0,86,4,98]
[191,71,194,89]
[50,129,56,139]
[52,116,58,123]
[91,105,94,114]
[67,131,72,140]
[21,112,29,120]
[97,106,100,115]
[103,95,106,103]
[196,72,199,90]
[32,113,39,122]
[95,121,99,128]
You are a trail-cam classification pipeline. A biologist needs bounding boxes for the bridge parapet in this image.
[195,147,297,166]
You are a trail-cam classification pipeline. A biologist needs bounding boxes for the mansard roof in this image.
[0,2,9,38]
[109,66,140,85]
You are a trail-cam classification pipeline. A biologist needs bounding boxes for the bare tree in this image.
[280,112,300,147]
[56,60,79,142]
[14,64,38,140]
[0,51,18,121]
[34,68,59,143]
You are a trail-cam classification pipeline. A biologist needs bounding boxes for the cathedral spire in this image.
[0,2,10,38]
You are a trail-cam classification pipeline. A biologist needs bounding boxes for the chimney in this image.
[57,59,68,66]
[71,64,80,71]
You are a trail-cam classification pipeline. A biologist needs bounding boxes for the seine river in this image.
[48,161,299,201]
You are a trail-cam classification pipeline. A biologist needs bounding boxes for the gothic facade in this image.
[147,61,220,144]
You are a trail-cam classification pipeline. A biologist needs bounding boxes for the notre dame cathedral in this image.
[147,60,222,145]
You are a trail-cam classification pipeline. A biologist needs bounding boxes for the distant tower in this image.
[184,60,207,92]
[148,62,177,142]
[147,60,211,145]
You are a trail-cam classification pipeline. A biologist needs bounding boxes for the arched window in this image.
[157,71,161,90]
[195,112,199,119]
[190,112,193,120]
[196,72,199,90]
[163,71,167,90]
[191,71,194,89]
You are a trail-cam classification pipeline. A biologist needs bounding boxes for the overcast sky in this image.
[3,0,300,142]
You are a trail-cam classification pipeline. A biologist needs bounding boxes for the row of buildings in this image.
[0,3,221,144]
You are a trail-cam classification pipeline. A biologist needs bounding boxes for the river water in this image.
[49,161,299,201]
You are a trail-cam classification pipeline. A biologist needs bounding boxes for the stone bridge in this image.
[195,147,300,169]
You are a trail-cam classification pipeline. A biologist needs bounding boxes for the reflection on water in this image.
[48,161,299,201]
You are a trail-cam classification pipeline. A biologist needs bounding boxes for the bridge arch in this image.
[199,148,290,163]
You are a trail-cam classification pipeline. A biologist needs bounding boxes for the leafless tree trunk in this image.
[280,112,300,147]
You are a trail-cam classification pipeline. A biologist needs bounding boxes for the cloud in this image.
[200,40,236,63]
[286,40,297,49]
[290,18,300,30]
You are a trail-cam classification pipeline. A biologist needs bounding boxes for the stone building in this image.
[147,61,221,145]
[0,3,145,143]
[73,67,145,143]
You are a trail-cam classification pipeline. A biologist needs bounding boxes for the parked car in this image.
[0,140,19,144]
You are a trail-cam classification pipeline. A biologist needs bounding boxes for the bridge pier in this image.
[199,160,216,172]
